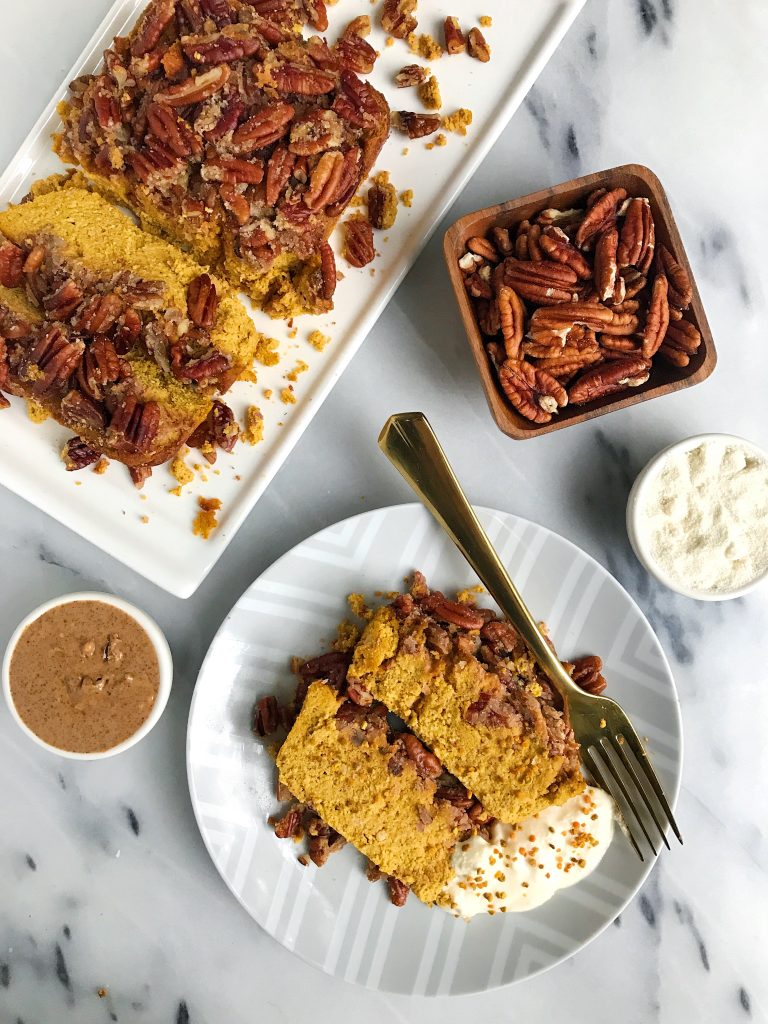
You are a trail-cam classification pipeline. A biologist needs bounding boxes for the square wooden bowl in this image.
[443,163,717,439]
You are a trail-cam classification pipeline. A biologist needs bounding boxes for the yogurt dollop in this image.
[442,786,614,918]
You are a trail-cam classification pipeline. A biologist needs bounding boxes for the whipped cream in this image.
[442,787,614,919]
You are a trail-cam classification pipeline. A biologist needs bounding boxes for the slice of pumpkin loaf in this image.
[0,186,260,466]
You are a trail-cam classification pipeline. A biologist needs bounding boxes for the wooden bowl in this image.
[443,163,717,439]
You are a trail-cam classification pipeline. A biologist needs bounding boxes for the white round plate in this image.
[187,504,682,996]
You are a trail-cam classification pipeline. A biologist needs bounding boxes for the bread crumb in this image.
[241,405,264,445]
[287,327,298,339]
[479,15,493,27]
[418,75,442,110]
[400,189,414,207]
[170,456,194,490]
[26,399,49,423]
[239,367,258,384]
[402,147,409,156]
[349,194,366,207]
[263,388,273,399]
[426,133,447,149]
[347,592,373,620]
[443,108,473,135]
[97,988,108,998]
[169,485,183,497]
[140,515,149,524]
[456,584,485,603]
[385,35,394,47]
[407,32,443,60]
[373,169,391,186]
[333,620,361,652]
[308,329,330,351]
[286,360,309,382]
[280,386,297,405]
[193,496,222,539]
[93,457,109,475]
[255,333,280,367]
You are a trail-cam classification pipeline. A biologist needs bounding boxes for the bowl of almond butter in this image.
[443,163,716,439]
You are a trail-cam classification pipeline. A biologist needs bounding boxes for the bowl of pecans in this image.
[443,164,716,438]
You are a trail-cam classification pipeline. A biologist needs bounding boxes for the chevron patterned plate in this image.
[187,504,682,995]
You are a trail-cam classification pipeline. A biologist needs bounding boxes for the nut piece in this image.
[574,187,627,249]
[664,318,701,354]
[319,242,337,300]
[62,436,100,471]
[0,241,25,288]
[467,27,491,62]
[343,220,375,268]
[501,258,578,305]
[381,0,418,39]
[617,197,655,273]
[568,355,650,405]
[367,181,398,230]
[155,65,230,106]
[569,655,607,695]
[396,110,441,139]
[394,64,429,88]
[496,285,525,360]
[593,226,619,301]
[657,243,693,309]
[641,273,670,359]
[443,17,466,54]
[498,359,567,424]
[540,226,592,280]
[187,273,220,329]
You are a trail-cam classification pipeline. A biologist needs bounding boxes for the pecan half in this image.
[467,27,491,62]
[641,273,670,359]
[131,0,176,57]
[501,259,578,305]
[334,34,377,74]
[288,109,342,156]
[0,241,26,288]
[496,284,525,360]
[664,317,701,354]
[78,336,122,401]
[253,695,280,736]
[147,104,202,157]
[220,184,250,226]
[467,236,499,262]
[304,150,345,210]
[465,691,521,729]
[498,359,568,423]
[333,70,382,128]
[108,396,161,453]
[540,226,592,280]
[26,326,84,396]
[657,344,689,368]
[594,226,619,301]
[569,655,606,696]
[264,144,296,205]
[74,293,124,336]
[203,156,264,183]
[395,64,429,87]
[342,219,375,268]
[44,280,84,320]
[381,0,417,39]
[367,181,398,230]
[324,146,362,216]
[400,734,442,778]
[60,389,106,430]
[155,65,231,106]
[657,244,692,309]
[273,806,302,839]
[181,28,263,65]
[232,102,295,152]
[271,62,336,96]
[387,877,409,907]
[62,436,100,471]
[187,398,238,460]
[397,111,441,139]
[304,0,329,31]
[568,355,650,404]
[319,242,337,300]
[420,592,487,630]
[617,197,655,273]
[187,273,220,328]
[574,187,627,249]
[530,302,638,336]
[444,16,466,54]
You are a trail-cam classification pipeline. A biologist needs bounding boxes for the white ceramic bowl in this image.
[627,432,768,601]
[2,591,173,759]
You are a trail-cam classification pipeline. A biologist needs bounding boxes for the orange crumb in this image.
[193,496,222,539]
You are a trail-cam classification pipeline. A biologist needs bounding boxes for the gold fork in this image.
[379,411,682,860]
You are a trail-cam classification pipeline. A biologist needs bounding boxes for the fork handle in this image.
[378,412,580,702]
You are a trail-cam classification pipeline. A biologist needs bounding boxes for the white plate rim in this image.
[186,502,683,995]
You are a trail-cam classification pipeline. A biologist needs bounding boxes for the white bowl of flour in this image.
[627,433,768,600]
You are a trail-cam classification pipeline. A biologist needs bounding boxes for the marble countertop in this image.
[2,1,767,1021]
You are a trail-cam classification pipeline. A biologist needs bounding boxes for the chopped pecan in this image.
[334,34,377,74]
[343,15,371,38]
[108,396,161,453]
[187,273,220,328]
[187,398,238,460]
[131,0,176,57]
[319,242,337,300]
[232,102,295,152]
[342,219,375,268]
[23,244,46,275]
[146,104,202,157]
[641,273,670,359]
[0,241,27,288]
[129,465,152,489]
[62,436,100,471]
[253,695,280,736]
[129,140,182,184]
[420,592,486,630]
[366,860,383,882]
[400,733,442,778]
[617,197,655,273]
[465,691,521,729]
[397,110,441,139]
[298,651,351,690]
[273,806,302,839]
[540,226,592,280]
[568,655,606,696]
[112,309,143,354]
[467,27,491,62]
[288,108,342,156]
[443,16,466,54]
[574,187,627,249]
[496,284,525,360]
[264,145,296,205]
[308,826,346,867]
[568,355,650,404]
[381,0,417,38]
[395,64,429,88]
[479,619,520,654]
[201,95,244,141]
[333,70,381,128]
[155,65,231,106]
[161,40,186,78]
[594,226,619,301]
[220,184,250,226]
[60,389,106,430]
[304,0,328,31]
[271,62,336,96]
[387,877,409,907]
[498,359,568,424]
[657,244,692,309]
[367,181,398,230]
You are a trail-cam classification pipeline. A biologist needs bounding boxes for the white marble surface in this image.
[1,1,767,1021]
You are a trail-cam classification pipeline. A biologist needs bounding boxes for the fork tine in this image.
[583,747,644,862]
[617,724,683,844]
[612,734,670,850]
[599,738,658,856]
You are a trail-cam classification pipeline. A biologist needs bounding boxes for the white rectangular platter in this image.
[0,0,585,597]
